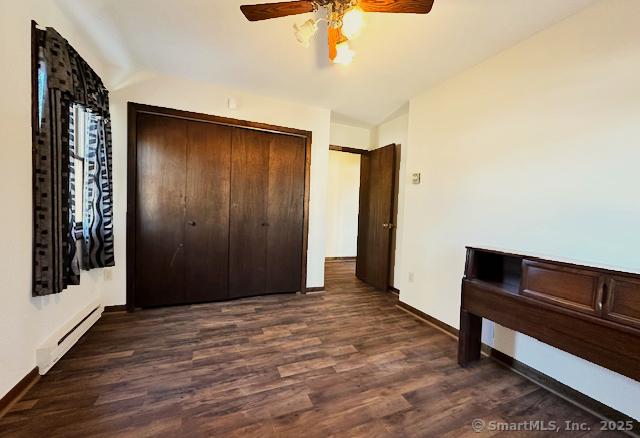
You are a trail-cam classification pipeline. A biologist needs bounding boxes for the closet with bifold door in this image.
[132,106,308,308]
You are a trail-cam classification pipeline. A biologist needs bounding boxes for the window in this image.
[71,104,86,235]
[32,23,115,296]
[37,54,47,130]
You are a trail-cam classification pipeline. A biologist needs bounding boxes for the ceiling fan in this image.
[240,0,435,65]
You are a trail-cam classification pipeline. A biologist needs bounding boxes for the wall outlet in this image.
[408,272,414,282]
[103,269,112,281]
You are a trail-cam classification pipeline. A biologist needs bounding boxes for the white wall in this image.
[401,0,640,419]
[325,151,361,258]
[0,0,111,399]
[105,72,331,305]
[374,111,409,289]
[330,122,372,149]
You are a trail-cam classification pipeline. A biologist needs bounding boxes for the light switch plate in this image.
[412,173,421,184]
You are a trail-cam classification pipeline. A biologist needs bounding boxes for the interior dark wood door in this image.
[356,144,396,290]
[135,114,187,307]
[184,121,232,302]
[266,134,306,293]
[229,128,270,298]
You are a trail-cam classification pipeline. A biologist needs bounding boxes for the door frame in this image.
[328,143,400,291]
[127,102,313,311]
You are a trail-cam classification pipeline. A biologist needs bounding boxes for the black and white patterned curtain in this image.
[83,114,114,269]
[32,27,114,297]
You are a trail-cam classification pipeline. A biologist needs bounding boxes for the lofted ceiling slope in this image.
[58,0,597,125]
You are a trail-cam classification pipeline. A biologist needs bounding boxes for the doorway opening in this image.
[325,143,400,293]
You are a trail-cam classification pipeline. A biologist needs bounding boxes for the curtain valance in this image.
[42,28,110,116]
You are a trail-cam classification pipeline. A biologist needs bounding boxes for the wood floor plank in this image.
[0,261,612,437]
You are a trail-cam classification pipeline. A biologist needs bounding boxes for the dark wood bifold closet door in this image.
[184,121,232,303]
[132,105,308,308]
[229,129,306,298]
[229,128,270,298]
[356,144,396,291]
[135,116,232,307]
[266,134,306,293]
[135,114,188,307]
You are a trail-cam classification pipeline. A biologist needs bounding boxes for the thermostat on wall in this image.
[412,173,421,184]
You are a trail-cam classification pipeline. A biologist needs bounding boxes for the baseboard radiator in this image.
[36,300,104,375]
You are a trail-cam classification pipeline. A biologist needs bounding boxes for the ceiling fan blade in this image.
[358,0,435,14]
[241,1,315,21]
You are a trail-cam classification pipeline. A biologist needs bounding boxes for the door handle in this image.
[261,222,269,227]
[597,278,612,313]
[382,223,395,229]
[187,221,196,226]
[602,278,614,312]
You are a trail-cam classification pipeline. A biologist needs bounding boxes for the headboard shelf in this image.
[458,247,640,383]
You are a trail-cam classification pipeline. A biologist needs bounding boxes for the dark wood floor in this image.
[1,261,616,437]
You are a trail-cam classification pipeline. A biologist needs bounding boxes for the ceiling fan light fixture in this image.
[293,18,320,48]
[333,40,355,65]
[341,7,364,39]
[241,0,436,65]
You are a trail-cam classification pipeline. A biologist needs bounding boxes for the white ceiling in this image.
[58,0,597,126]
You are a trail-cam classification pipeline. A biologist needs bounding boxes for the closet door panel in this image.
[135,114,187,307]
[229,128,269,297]
[266,135,306,293]
[184,121,232,302]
